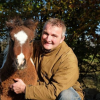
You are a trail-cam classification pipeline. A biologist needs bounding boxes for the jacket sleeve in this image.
[25,51,79,100]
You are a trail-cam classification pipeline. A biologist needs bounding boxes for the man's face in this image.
[41,23,65,50]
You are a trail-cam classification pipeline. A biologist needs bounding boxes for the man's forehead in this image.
[43,24,63,36]
[45,23,62,29]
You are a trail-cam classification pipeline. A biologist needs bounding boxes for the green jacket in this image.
[25,40,84,100]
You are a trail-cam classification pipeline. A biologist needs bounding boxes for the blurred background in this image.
[0,0,100,100]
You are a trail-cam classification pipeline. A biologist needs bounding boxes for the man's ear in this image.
[60,36,65,43]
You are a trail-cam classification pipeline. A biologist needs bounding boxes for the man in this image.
[10,18,84,100]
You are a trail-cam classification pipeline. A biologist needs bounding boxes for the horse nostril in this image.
[23,58,26,65]
[15,59,19,66]
[15,58,26,67]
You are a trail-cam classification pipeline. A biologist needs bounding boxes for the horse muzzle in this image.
[14,58,26,70]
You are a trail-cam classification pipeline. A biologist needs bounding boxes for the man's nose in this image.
[46,35,52,42]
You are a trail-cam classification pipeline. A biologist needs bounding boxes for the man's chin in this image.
[44,47,51,50]
[43,46,52,50]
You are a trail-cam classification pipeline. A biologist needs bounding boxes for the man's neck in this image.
[42,47,51,53]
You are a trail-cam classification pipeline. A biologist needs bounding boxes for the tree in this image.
[0,0,100,93]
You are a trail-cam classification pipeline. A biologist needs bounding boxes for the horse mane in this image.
[6,18,38,32]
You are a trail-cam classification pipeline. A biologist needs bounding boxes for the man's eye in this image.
[43,32,48,35]
[52,35,57,38]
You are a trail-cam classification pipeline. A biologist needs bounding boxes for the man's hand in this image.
[10,78,26,94]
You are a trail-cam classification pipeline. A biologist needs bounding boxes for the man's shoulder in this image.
[61,41,77,59]
[61,41,72,52]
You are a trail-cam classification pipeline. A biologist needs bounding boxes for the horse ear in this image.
[6,18,23,31]
[33,21,38,31]
[24,19,38,31]
[6,20,15,31]
[31,21,38,32]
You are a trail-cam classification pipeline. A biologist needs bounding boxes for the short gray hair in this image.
[43,18,66,38]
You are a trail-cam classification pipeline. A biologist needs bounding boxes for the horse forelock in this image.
[6,18,38,32]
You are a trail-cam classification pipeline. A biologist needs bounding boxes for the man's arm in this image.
[25,55,79,100]
[10,52,79,100]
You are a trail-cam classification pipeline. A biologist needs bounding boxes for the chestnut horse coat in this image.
[0,18,38,100]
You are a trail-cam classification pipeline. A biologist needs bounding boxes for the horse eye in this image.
[30,39,34,43]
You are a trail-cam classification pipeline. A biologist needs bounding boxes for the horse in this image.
[0,18,38,100]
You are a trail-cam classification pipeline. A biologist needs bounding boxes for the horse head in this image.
[6,18,38,70]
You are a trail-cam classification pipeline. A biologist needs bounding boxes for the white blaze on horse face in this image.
[14,30,28,66]
[14,30,28,44]
[17,53,25,66]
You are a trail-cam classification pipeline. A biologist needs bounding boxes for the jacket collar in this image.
[41,42,63,56]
